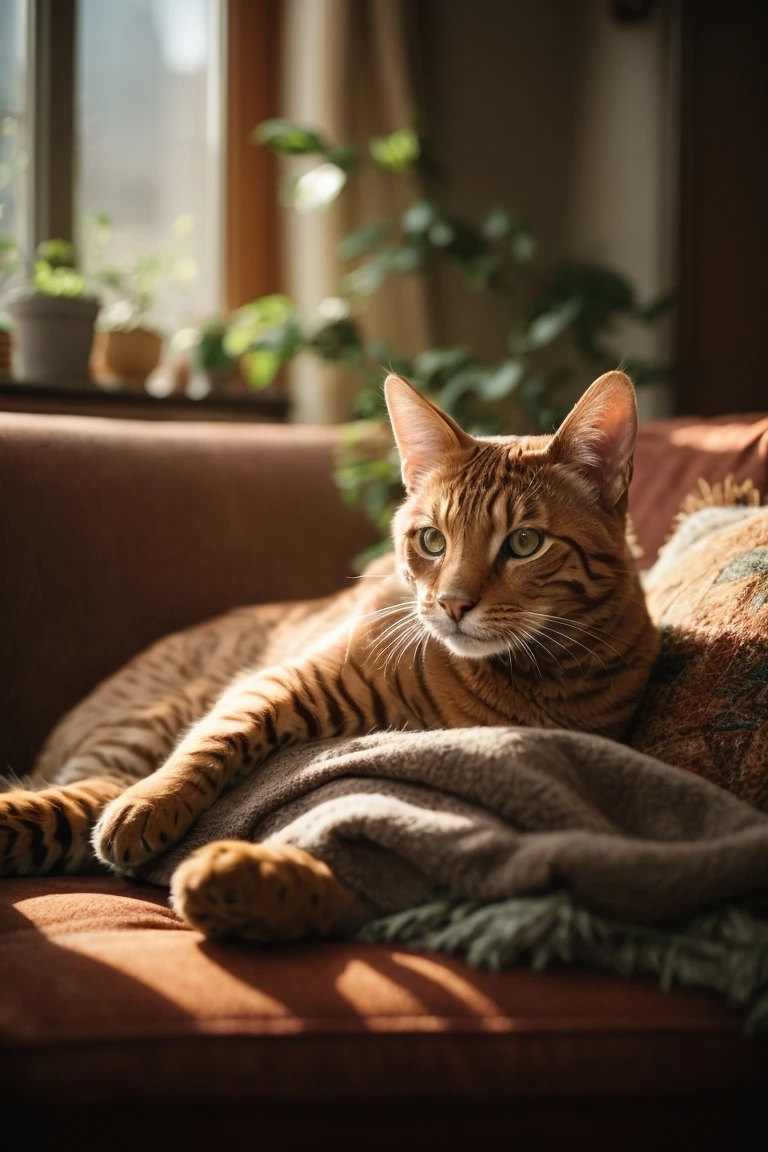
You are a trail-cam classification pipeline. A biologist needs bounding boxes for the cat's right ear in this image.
[384,374,473,492]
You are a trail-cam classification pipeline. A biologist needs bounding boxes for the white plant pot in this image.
[7,293,100,386]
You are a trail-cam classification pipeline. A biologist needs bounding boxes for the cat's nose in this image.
[437,593,477,622]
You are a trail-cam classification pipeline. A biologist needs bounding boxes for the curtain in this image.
[280,0,432,423]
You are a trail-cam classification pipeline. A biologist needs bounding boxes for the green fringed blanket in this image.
[142,727,768,1031]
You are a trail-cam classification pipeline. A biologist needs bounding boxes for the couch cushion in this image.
[631,413,768,568]
[1,877,765,1105]
[629,508,768,810]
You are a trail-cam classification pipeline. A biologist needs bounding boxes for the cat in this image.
[0,370,659,941]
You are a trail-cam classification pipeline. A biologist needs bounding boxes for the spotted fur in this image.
[0,372,658,939]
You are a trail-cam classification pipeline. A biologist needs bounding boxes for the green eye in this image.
[419,527,446,556]
[506,527,544,559]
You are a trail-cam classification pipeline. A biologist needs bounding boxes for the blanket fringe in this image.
[354,893,768,1035]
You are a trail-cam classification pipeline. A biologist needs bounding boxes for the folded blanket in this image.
[141,727,768,1029]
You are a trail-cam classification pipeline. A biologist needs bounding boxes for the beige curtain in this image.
[280,0,432,423]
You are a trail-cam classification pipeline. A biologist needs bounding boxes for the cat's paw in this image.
[94,784,195,869]
[170,840,352,942]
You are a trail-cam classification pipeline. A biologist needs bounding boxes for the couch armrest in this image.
[0,413,376,775]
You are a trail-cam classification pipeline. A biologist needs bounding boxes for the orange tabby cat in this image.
[0,371,658,940]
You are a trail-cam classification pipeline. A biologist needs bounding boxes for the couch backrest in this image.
[631,413,768,569]
[0,414,375,775]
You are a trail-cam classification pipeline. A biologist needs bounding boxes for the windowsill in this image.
[0,377,290,423]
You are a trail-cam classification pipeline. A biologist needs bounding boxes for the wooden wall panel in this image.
[225,0,280,310]
[677,0,768,415]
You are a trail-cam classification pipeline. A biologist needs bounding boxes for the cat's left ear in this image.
[385,374,473,492]
[549,371,638,509]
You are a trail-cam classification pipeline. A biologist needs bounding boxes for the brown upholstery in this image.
[0,413,375,776]
[630,412,768,568]
[2,877,766,1105]
[2,410,768,1138]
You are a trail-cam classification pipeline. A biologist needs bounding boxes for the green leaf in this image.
[511,229,536,263]
[32,261,86,297]
[437,366,490,410]
[635,291,677,324]
[476,360,525,401]
[36,238,76,269]
[369,128,420,173]
[413,346,472,389]
[385,244,426,274]
[341,259,386,297]
[482,207,513,240]
[223,295,296,356]
[402,200,439,235]
[311,318,363,362]
[337,222,390,261]
[520,375,547,404]
[326,143,360,172]
[243,349,281,388]
[510,298,581,353]
[428,220,455,248]
[251,119,327,155]
[291,163,347,213]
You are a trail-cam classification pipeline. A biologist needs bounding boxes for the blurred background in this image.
[0,0,765,429]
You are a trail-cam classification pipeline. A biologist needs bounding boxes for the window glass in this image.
[76,0,223,335]
[0,0,30,250]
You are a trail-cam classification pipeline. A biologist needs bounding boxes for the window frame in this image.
[21,0,279,314]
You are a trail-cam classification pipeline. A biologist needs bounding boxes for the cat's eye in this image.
[505,527,544,559]
[419,527,446,557]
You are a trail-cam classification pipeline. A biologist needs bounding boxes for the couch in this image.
[1,409,767,1148]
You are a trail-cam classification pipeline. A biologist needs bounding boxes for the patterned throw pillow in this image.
[628,507,768,811]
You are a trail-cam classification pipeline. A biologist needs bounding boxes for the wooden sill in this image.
[0,378,290,423]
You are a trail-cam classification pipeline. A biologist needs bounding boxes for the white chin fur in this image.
[425,624,506,659]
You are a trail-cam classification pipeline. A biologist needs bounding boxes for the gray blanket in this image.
[143,726,768,928]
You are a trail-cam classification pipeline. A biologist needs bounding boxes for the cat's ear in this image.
[549,371,638,509]
[384,374,473,491]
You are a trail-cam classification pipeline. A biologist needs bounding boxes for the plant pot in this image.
[6,293,100,386]
[92,327,163,391]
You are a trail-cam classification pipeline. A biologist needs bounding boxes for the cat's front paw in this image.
[94,784,195,869]
[170,841,352,941]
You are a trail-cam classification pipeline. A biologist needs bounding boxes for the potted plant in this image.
[87,212,199,391]
[82,214,162,390]
[4,238,100,386]
[243,121,675,559]
[191,316,245,396]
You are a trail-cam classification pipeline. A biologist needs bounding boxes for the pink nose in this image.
[437,594,477,622]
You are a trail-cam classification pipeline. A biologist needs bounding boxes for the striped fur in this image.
[0,372,658,940]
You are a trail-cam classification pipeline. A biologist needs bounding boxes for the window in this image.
[0,0,30,250]
[76,0,224,332]
[0,0,280,415]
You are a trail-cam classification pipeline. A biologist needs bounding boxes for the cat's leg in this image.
[169,840,352,941]
[93,642,398,870]
[0,776,124,876]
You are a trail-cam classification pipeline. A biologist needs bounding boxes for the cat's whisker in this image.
[518,636,543,679]
[522,618,609,675]
[366,609,423,670]
[516,625,562,676]
[521,611,630,671]
[379,618,425,675]
[366,611,420,654]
